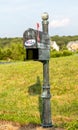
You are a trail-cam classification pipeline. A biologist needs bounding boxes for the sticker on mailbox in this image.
[25,39,36,46]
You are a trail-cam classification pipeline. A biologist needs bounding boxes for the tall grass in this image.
[0,55,78,129]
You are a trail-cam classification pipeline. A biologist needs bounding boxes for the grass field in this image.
[0,55,78,129]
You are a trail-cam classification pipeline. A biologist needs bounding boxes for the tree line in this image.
[51,35,78,50]
[0,35,78,60]
[0,37,25,60]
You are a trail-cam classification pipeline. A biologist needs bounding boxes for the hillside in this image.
[0,55,78,129]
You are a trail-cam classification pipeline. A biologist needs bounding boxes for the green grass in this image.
[0,55,78,129]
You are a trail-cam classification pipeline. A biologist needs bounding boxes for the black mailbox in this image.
[23,28,50,61]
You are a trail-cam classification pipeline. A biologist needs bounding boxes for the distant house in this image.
[67,41,78,51]
[50,41,59,51]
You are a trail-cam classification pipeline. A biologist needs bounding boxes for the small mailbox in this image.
[23,28,50,61]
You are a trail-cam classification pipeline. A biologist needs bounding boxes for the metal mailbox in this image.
[23,28,50,61]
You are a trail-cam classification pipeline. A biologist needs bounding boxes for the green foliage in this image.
[76,50,78,53]
[50,50,62,58]
[0,37,25,61]
[62,50,73,56]
[2,48,12,60]
[10,43,25,60]
[0,48,3,60]
[50,50,73,58]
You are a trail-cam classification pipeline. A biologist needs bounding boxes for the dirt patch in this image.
[0,121,65,130]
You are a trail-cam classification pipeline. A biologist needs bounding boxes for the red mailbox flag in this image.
[37,23,40,42]
[37,23,40,29]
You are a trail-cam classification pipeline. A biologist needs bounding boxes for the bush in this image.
[0,48,3,60]
[50,50,62,58]
[50,50,73,58]
[0,43,25,61]
[51,50,62,58]
[10,43,25,60]
[62,50,73,56]
[2,48,12,60]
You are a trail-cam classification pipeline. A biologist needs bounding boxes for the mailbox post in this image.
[23,12,52,128]
[41,12,52,127]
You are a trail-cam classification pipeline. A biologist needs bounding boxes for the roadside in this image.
[0,121,65,130]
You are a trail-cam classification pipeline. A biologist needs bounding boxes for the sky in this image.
[0,0,78,37]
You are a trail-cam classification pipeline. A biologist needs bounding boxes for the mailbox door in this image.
[26,49,38,60]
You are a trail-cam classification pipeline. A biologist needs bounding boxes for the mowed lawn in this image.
[0,55,78,129]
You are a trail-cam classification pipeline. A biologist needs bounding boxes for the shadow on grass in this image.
[0,74,42,130]
[28,76,41,95]
[19,76,42,130]
[28,76,42,123]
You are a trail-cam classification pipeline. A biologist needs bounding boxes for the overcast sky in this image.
[0,0,78,37]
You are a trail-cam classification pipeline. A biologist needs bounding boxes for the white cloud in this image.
[50,18,70,28]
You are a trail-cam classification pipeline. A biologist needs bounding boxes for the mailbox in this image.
[23,28,50,61]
